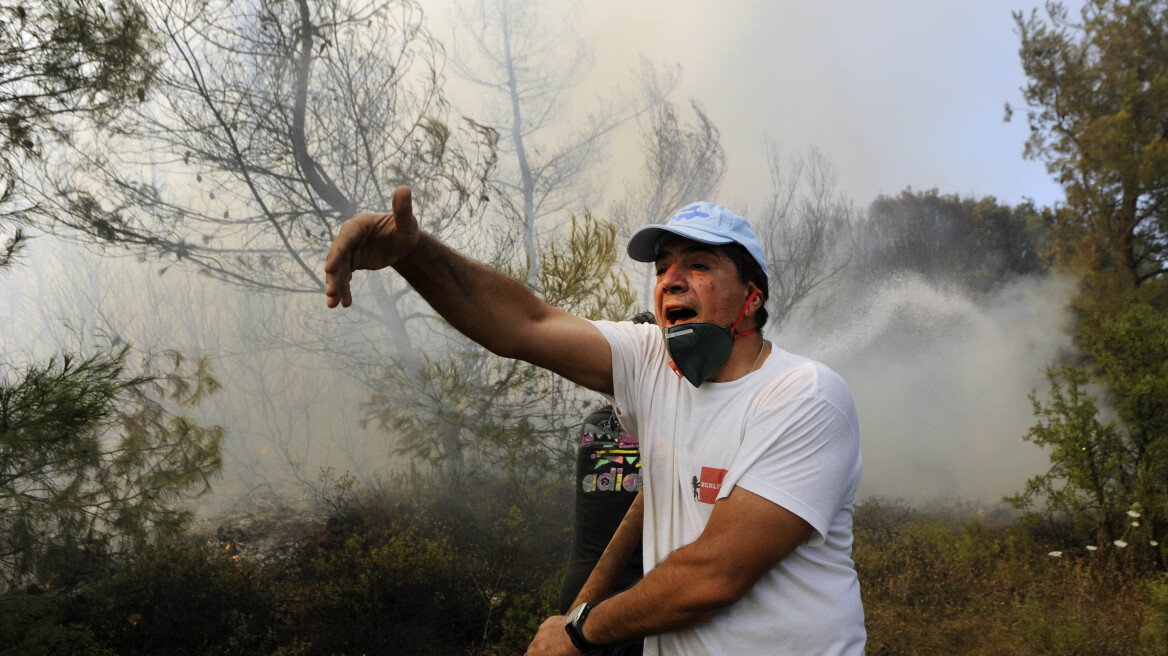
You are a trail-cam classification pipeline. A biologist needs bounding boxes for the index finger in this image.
[324,230,353,308]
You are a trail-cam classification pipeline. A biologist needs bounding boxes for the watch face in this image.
[567,602,589,624]
[564,602,599,652]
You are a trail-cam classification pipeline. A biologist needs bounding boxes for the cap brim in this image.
[627,225,735,262]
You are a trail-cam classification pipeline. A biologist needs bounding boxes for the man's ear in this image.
[744,283,763,314]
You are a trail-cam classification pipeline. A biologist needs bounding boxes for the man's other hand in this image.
[324,185,419,308]
[525,615,582,656]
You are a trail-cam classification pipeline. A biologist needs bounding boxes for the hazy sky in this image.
[2,0,1090,508]
[437,0,1077,210]
[432,0,1085,503]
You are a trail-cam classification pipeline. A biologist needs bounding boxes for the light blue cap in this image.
[627,202,768,277]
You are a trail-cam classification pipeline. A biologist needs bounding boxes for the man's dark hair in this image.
[720,243,769,330]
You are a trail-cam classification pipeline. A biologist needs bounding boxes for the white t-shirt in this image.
[593,320,865,656]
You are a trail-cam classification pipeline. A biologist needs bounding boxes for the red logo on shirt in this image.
[697,466,728,504]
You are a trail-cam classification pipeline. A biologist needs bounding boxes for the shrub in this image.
[82,541,283,655]
[855,497,1156,655]
[287,470,573,655]
[0,590,113,656]
[1142,573,1168,655]
[1,348,223,590]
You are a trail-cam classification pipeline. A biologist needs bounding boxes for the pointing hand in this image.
[324,186,419,308]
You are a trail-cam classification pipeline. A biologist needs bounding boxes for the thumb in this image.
[392,185,413,223]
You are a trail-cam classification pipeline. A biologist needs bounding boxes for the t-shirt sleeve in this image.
[589,320,656,432]
[721,373,862,547]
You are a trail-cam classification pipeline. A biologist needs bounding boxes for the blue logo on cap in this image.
[672,204,710,221]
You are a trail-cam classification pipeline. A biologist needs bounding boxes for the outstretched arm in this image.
[325,186,614,394]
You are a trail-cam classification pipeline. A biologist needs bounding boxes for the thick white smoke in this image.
[782,273,1077,504]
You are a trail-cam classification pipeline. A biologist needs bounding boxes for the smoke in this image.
[1,234,1082,511]
[782,272,1077,505]
[1,0,1093,516]
[566,0,1074,212]
[2,241,1077,516]
[0,236,391,514]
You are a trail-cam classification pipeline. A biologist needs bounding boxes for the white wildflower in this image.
[1152,540,1160,547]
[1133,521,1140,527]
[1048,551,1063,558]
[1127,509,1141,518]
[1114,539,1128,548]
[1086,545,1098,551]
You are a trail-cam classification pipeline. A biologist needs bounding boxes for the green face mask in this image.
[663,288,760,387]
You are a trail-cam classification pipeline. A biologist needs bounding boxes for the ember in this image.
[222,540,243,563]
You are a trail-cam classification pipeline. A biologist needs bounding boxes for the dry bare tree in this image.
[449,0,637,284]
[610,77,726,305]
[755,145,855,330]
[35,0,499,364]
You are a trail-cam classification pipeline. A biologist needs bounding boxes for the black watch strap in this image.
[564,602,602,653]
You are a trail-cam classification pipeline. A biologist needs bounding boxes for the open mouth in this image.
[665,307,697,326]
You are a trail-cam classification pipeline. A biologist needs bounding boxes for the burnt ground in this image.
[185,488,326,564]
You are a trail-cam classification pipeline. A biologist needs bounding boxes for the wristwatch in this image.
[564,602,602,654]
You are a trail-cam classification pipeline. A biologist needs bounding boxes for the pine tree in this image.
[0,347,223,589]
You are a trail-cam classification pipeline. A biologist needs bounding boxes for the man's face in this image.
[653,237,753,330]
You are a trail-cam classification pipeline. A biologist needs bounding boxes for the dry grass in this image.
[855,498,1164,655]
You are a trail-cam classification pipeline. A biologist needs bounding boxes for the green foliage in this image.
[856,499,1032,620]
[1013,0,1168,289]
[479,579,562,656]
[0,347,224,589]
[0,0,155,239]
[298,515,477,654]
[1007,562,1150,656]
[854,188,1047,293]
[0,590,114,656]
[0,466,573,655]
[0,0,155,152]
[1141,573,1168,655]
[83,541,283,656]
[0,226,25,269]
[1010,301,1168,553]
[289,471,572,655]
[1008,365,1126,543]
[10,490,1168,655]
[531,212,639,321]
[1009,0,1168,568]
[1013,593,1091,656]
[363,352,555,481]
[1080,304,1168,459]
[856,499,1153,655]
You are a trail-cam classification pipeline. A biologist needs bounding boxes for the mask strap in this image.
[729,287,761,340]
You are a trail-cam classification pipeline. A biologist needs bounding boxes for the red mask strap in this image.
[729,287,761,340]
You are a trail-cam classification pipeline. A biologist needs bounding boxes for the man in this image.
[325,187,864,655]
